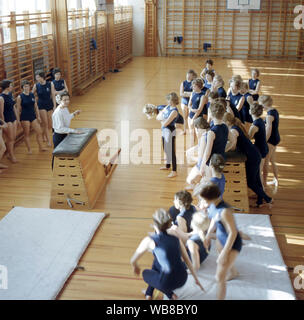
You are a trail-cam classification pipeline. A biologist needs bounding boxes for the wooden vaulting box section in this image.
[51,128,107,210]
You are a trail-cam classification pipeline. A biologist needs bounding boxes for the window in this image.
[0,0,49,15]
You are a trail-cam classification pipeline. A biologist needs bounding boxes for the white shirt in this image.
[52,106,76,134]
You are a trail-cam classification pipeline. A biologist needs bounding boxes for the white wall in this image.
[132,0,145,56]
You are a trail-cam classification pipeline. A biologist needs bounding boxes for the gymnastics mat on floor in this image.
[168,214,296,300]
[0,207,105,300]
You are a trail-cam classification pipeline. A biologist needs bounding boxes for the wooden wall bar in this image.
[0,11,55,97]
[114,6,133,65]
[0,4,133,96]
[164,0,304,60]
[145,0,158,57]
[67,9,107,93]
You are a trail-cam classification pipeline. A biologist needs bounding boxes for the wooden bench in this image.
[116,54,133,68]
[223,151,249,213]
[73,73,105,96]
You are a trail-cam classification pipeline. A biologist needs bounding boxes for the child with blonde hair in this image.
[157,93,180,178]
[186,212,211,272]
[212,75,227,98]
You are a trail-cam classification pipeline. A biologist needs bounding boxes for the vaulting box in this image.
[50,128,107,210]
[223,151,249,213]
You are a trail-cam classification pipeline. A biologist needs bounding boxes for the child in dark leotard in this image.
[32,70,56,147]
[226,75,243,97]
[188,78,209,148]
[0,80,19,163]
[200,182,242,300]
[16,80,47,153]
[199,101,228,179]
[156,93,180,178]
[186,117,211,188]
[130,209,204,300]
[186,212,211,272]
[200,59,215,83]
[240,82,254,132]
[259,95,280,187]
[227,78,244,122]
[209,153,226,198]
[174,190,197,233]
[212,75,227,99]
[179,69,197,135]
[224,112,273,208]
[204,70,215,90]
[52,68,69,96]
[248,68,261,101]
[248,103,269,188]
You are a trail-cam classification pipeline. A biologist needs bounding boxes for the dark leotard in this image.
[1,93,16,123]
[252,118,269,158]
[143,231,188,299]
[208,201,242,252]
[20,93,36,122]
[249,79,260,101]
[176,205,197,233]
[266,109,280,146]
[232,125,272,205]
[241,93,253,123]
[206,123,228,166]
[187,234,210,264]
[228,91,242,121]
[181,80,192,105]
[36,82,53,111]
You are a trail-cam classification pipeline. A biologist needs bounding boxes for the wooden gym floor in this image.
[0,57,303,300]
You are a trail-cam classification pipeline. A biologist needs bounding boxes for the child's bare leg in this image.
[216,250,239,300]
[263,147,271,186]
[269,145,278,185]
[181,104,188,134]
[260,158,265,189]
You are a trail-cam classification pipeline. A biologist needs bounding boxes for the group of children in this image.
[0,68,80,173]
[137,59,281,300]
